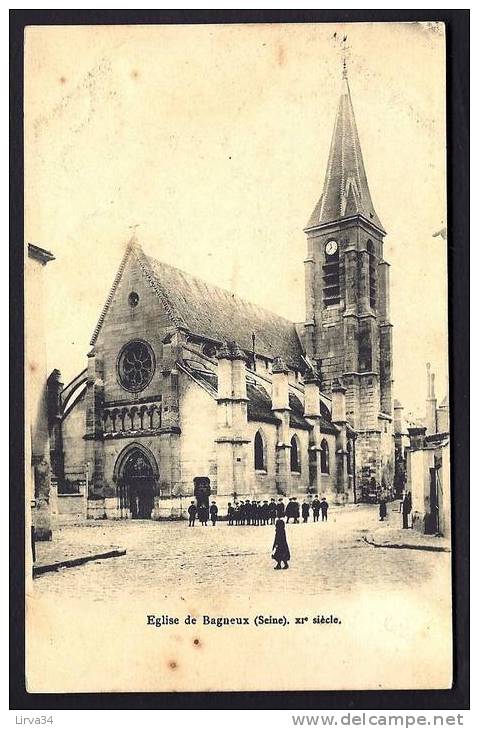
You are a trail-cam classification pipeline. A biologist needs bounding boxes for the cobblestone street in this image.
[34,503,450,601]
[28,502,452,693]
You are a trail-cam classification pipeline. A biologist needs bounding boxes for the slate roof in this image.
[306,75,384,233]
[142,251,305,369]
[182,362,337,434]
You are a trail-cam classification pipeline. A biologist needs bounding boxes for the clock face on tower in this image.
[325,240,338,256]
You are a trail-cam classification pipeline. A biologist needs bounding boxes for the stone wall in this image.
[52,492,87,524]
[178,372,217,495]
[26,253,53,540]
[62,391,87,481]
[95,253,173,404]
[407,441,450,538]
[247,420,278,496]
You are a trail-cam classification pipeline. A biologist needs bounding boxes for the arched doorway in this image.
[193,476,211,510]
[115,445,158,519]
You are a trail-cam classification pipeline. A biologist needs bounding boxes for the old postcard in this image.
[24,21,451,693]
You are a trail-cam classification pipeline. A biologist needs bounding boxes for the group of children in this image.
[187,496,329,527]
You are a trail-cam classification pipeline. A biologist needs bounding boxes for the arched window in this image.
[367,240,376,309]
[347,440,353,475]
[290,435,301,473]
[254,430,266,471]
[320,439,329,474]
[323,240,340,306]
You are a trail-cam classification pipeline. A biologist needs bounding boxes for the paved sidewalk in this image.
[34,523,125,573]
[363,503,451,552]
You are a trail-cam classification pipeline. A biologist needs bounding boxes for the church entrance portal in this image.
[117,447,156,519]
[193,476,211,510]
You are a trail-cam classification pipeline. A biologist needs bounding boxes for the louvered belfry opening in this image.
[323,246,340,306]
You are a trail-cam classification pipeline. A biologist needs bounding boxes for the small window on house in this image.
[347,440,353,475]
[320,439,329,474]
[323,240,340,306]
[290,435,301,473]
[367,240,377,309]
[254,430,266,471]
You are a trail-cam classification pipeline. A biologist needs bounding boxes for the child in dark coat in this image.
[272,519,291,570]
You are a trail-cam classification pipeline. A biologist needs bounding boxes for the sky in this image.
[24,22,448,418]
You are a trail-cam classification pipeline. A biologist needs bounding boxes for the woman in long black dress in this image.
[272,519,290,570]
[378,495,387,521]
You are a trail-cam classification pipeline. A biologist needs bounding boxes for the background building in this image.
[402,363,450,537]
[26,243,55,541]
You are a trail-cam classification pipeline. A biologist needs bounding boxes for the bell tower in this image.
[304,63,394,500]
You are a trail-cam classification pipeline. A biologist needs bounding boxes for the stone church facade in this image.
[50,68,394,520]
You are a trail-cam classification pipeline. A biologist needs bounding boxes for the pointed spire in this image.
[306,68,384,233]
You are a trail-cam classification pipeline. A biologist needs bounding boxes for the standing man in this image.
[285,498,294,524]
[320,497,329,522]
[312,495,320,522]
[269,499,277,525]
[292,497,300,524]
[210,501,218,526]
[276,498,285,520]
[227,502,234,526]
[260,500,268,526]
[187,501,197,527]
[379,493,387,522]
[301,499,310,523]
[244,500,252,526]
[402,491,412,529]
[198,504,208,526]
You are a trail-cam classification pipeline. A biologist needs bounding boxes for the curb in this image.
[33,549,127,576]
[362,537,450,553]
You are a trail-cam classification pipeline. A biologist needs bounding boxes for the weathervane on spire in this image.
[331,32,350,78]
[341,34,350,78]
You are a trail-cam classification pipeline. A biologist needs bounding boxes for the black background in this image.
[10,8,470,711]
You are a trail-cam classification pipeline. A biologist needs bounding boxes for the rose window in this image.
[118,340,155,392]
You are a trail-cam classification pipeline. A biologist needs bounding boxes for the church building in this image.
[50,66,394,520]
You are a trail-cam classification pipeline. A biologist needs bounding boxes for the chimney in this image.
[408,425,427,450]
[437,394,449,434]
[393,399,404,436]
[331,379,347,423]
[425,362,438,435]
